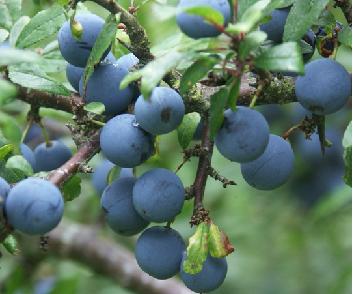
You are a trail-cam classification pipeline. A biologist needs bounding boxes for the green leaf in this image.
[107,165,119,185]
[283,0,330,42]
[0,48,41,66]
[0,0,21,30]
[182,6,224,26]
[273,0,295,8]
[57,0,70,6]
[338,26,352,48]
[300,39,315,55]
[6,155,33,176]
[9,16,30,47]
[254,42,304,74]
[177,112,200,149]
[238,0,258,17]
[0,29,9,44]
[315,9,336,27]
[36,55,67,73]
[16,5,66,48]
[84,102,106,115]
[62,175,81,201]
[180,56,219,95]
[210,88,229,139]
[0,79,17,106]
[120,71,143,90]
[82,14,118,91]
[0,167,27,183]
[0,112,21,144]
[8,69,70,95]
[226,0,271,34]
[238,30,267,60]
[183,222,210,274]
[343,121,352,148]
[208,222,234,258]
[343,146,352,187]
[0,144,14,160]
[336,45,352,72]
[32,171,49,179]
[228,77,241,110]
[2,234,19,255]
[343,121,352,187]
[0,131,9,148]
[121,50,186,99]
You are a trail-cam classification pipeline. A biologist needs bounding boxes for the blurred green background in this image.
[0,0,351,294]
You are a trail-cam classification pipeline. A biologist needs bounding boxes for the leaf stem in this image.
[20,117,33,144]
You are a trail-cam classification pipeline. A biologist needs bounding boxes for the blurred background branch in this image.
[46,220,193,294]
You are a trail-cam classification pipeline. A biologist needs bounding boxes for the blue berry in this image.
[58,13,108,67]
[91,159,115,194]
[135,87,185,135]
[215,107,270,163]
[66,63,83,92]
[0,177,10,203]
[241,134,294,190]
[101,177,149,236]
[5,178,64,235]
[295,59,351,115]
[180,254,228,293]
[100,114,154,167]
[20,143,36,171]
[176,0,231,39]
[260,8,289,44]
[34,140,72,172]
[135,226,185,279]
[79,63,134,116]
[133,168,185,223]
[116,53,139,70]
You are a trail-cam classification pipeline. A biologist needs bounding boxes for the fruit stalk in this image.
[192,116,213,210]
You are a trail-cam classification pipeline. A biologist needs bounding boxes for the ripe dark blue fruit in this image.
[66,63,83,92]
[292,165,344,207]
[295,59,351,115]
[135,87,185,135]
[103,52,117,64]
[34,140,72,172]
[215,107,270,163]
[79,63,134,116]
[116,53,139,70]
[180,254,228,293]
[135,226,185,279]
[20,143,36,170]
[260,8,289,43]
[58,13,108,67]
[66,51,116,92]
[297,129,344,167]
[0,177,10,203]
[5,178,64,235]
[193,119,205,140]
[91,159,115,194]
[133,168,185,222]
[241,134,294,190]
[176,0,231,39]
[100,114,154,167]
[101,177,149,236]
[119,168,134,178]
[24,123,42,145]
